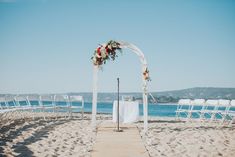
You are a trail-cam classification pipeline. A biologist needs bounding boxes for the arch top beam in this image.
[118,41,147,66]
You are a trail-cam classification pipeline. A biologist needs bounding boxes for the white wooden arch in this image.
[92,41,149,132]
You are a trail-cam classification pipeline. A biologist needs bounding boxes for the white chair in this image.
[0,97,10,117]
[15,95,31,110]
[14,95,33,119]
[27,95,44,119]
[5,95,17,109]
[224,100,235,124]
[69,95,84,119]
[40,95,55,110]
[54,94,70,119]
[187,99,205,120]
[175,99,192,120]
[40,95,55,119]
[0,97,7,109]
[200,100,219,120]
[215,99,231,121]
[4,95,18,116]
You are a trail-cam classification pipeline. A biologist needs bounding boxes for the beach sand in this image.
[1,112,235,157]
[138,118,235,157]
[0,112,96,157]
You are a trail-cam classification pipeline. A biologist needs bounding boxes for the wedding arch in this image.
[91,40,150,132]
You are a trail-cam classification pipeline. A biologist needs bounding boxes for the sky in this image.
[0,0,235,94]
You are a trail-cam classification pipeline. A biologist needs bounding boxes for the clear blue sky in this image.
[0,0,235,94]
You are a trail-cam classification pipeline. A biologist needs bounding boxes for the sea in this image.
[73,102,233,119]
[2,101,234,119]
[83,103,177,117]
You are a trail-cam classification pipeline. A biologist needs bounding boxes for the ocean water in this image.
[2,101,234,119]
[82,103,178,117]
[79,102,235,119]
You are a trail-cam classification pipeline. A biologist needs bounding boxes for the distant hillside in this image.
[1,87,235,103]
[60,87,235,103]
[153,87,235,100]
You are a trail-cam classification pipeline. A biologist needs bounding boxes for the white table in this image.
[112,100,139,123]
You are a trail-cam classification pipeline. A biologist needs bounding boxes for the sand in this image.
[0,112,96,157]
[1,112,235,157]
[137,118,235,157]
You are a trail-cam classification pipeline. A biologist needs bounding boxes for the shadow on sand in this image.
[0,117,83,157]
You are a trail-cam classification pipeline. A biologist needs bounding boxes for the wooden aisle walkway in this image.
[91,122,149,157]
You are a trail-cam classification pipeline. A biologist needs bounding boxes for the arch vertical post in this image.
[92,65,98,130]
[143,80,148,133]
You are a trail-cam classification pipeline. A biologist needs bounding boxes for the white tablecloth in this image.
[112,100,139,123]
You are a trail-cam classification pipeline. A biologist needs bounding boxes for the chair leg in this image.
[55,107,57,120]
[229,117,235,126]
[70,108,72,119]
[82,108,84,120]
[32,109,35,120]
[175,112,180,121]
[43,108,46,121]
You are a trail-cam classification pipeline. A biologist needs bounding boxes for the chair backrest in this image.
[0,97,7,109]
[205,99,219,110]
[69,95,84,107]
[0,97,5,103]
[228,100,235,112]
[230,100,235,107]
[178,99,191,105]
[205,99,219,106]
[54,95,69,106]
[191,99,205,105]
[27,95,41,106]
[69,95,83,101]
[40,95,54,101]
[177,99,191,110]
[191,99,205,110]
[15,95,30,107]
[216,99,230,113]
[40,95,54,107]
[5,95,16,108]
[218,99,230,107]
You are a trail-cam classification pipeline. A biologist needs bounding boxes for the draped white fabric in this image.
[112,100,139,123]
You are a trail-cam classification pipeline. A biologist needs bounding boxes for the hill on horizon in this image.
[1,87,235,103]
[67,87,235,103]
[154,87,235,98]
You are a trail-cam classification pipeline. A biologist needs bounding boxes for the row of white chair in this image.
[0,94,84,120]
[176,99,235,124]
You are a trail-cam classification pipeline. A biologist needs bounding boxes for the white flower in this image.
[96,53,101,58]
[101,47,107,58]
[92,57,97,64]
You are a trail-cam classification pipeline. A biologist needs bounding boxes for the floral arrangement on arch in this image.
[91,40,122,66]
[143,68,151,81]
[91,40,150,81]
